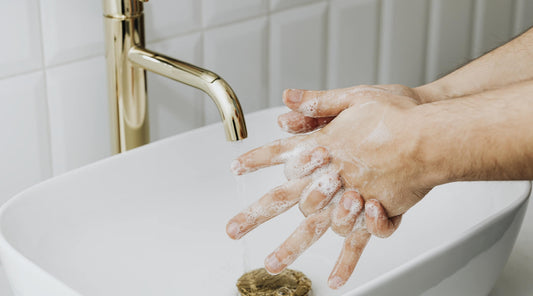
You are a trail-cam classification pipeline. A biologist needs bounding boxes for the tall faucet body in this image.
[103,0,247,153]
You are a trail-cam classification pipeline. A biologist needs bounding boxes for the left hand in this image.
[227,88,436,289]
[277,84,423,134]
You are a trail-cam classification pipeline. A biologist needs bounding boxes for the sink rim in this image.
[0,107,530,295]
[354,180,531,295]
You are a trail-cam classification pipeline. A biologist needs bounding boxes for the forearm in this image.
[415,27,533,103]
[414,79,533,186]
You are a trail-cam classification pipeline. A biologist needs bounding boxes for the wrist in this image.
[406,104,461,187]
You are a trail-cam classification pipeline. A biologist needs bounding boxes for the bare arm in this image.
[416,27,533,103]
[415,79,533,182]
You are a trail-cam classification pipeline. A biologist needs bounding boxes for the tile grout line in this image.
[376,0,387,84]
[323,0,330,90]
[373,0,383,85]
[469,0,482,60]
[420,0,432,85]
[511,0,522,36]
[35,0,56,178]
[199,0,206,127]
[266,0,272,109]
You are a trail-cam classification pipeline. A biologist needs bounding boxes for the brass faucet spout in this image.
[127,47,247,142]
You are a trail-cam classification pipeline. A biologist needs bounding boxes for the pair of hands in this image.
[227,84,434,289]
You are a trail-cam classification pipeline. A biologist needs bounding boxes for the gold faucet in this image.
[103,0,247,153]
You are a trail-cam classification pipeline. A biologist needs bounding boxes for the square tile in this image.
[0,72,51,206]
[39,0,104,66]
[0,0,42,78]
[203,17,268,124]
[46,57,111,175]
[202,0,268,27]
[270,3,328,106]
[144,0,201,42]
[328,0,380,88]
[425,0,474,82]
[378,0,429,87]
[147,33,204,140]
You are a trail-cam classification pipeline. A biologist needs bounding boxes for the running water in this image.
[231,140,252,272]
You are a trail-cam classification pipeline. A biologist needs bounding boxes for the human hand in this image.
[227,89,437,288]
[277,84,422,134]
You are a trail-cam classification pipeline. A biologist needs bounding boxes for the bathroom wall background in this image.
[0,0,532,207]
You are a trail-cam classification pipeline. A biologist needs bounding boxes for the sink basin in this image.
[0,107,529,296]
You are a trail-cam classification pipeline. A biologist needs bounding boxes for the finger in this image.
[328,229,371,289]
[298,173,342,216]
[226,177,311,239]
[231,135,307,175]
[283,146,330,180]
[331,191,364,236]
[264,207,332,274]
[365,199,402,238]
[282,88,355,117]
[277,111,334,134]
[282,86,387,117]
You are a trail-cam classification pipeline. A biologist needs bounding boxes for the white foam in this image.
[298,166,341,213]
[353,213,367,231]
[298,98,319,116]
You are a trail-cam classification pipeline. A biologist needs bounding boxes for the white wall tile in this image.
[471,0,515,58]
[46,57,111,175]
[378,0,429,87]
[147,33,204,141]
[514,0,533,36]
[144,0,201,42]
[202,0,268,27]
[39,0,104,66]
[0,72,51,204]
[203,18,268,124]
[328,0,380,89]
[270,3,328,106]
[426,0,474,82]
[0,0,42,78]
[270,0,323,11]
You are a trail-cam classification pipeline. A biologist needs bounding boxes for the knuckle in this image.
[271,186,290,202]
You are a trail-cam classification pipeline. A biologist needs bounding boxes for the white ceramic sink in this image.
[0,107,530,296]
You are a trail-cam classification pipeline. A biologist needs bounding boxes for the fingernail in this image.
[277,115,290,132]
[265,253,283,273]
[311,147,328,165]
[286,89,304,104]
[343,196,353,211]
[230,159,243,175]
[366,202,378,218]
[226,222,241,239]
[328,276,344,289]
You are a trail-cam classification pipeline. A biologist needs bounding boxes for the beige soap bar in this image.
[236,268,312,296]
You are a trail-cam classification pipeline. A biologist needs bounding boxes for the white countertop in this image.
[0,192,531,295]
